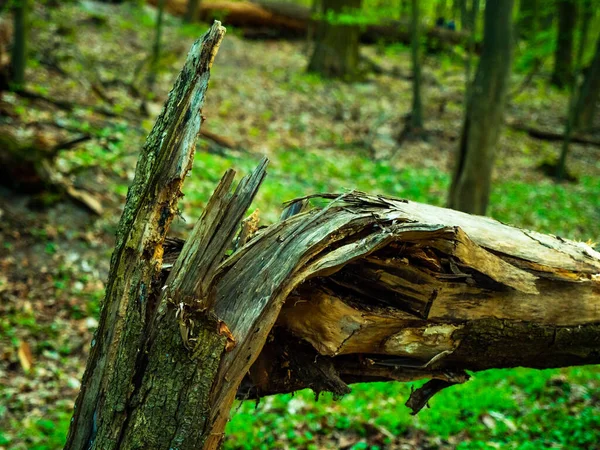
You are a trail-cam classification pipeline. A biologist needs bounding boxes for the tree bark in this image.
[307,0,361,80]
[410,0,423,130]
[574,35,600,132]
[64,22,227,450]
[10,0,27,89]
[575,0,592,69]
[464,0,479,105]
[551,0,577,88]
[448,0,513,215]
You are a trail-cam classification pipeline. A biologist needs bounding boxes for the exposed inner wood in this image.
[161,189,600,417]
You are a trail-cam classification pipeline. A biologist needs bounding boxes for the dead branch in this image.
[508,120,600,147]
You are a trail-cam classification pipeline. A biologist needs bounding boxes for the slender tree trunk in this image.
[185,0,201,23]
[517,0,537,39]
[410,0,423,130]
[557,82,577,181]
[551,0,577,88]
[464,0,479,104]
[400,0,409,18]
[556,1,595,179]
[305,0,320,54]
[307,0,361,80]
[148,0,165,90]
[458,0,467,31]
[10,0,27,89]
[576,0,592,69]
[448,0,514,215]
[574,35,600,132]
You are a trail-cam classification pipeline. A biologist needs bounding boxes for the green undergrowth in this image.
[185,149,600,243]
[225,366,600,449]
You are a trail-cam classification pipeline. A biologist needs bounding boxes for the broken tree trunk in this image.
[64,22,229,449]
[162,191,600,415]
[68,20,600,450]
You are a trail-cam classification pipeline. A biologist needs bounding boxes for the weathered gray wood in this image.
[65,22,226,450]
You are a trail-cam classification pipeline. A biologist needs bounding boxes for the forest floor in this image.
[1,2,599,449]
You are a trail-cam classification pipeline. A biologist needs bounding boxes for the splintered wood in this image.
[206,191,600,412]
[162,186,600,416]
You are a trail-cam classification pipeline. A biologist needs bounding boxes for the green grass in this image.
[225,366,600,449]
[0,402,72,450]
[185,148,600,243]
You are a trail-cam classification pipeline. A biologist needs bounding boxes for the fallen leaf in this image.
[219,321,236,351]
[18,341,34,373]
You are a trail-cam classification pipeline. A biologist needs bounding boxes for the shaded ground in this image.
[0,2,599,449]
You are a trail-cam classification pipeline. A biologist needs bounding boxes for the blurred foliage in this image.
[0,1,599,449]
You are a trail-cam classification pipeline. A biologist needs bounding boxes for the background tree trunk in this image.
[10,0,28,89]
[410,0,423,130]
[574,35,600,132]
[147,0,166,90]
[464,0,479,105]
[551,0,576,88]
[575,0,592,69]
[185,0,201,22]
[307,0,361,80]
[517,0,537,39]
[448,0,513,215]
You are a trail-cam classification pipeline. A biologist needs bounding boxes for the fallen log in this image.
[508,120,600,147]
[164,192,600,412]
[67,24,600,449]
[0,126,101,214]
[150,0,475,47]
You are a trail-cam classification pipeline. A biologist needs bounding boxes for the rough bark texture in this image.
[448,0,513,215]
[119,160,268,449]
[575,35,600,132]
[307,0,361,80]
[64,22,226,450]
[551,0,576,88]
